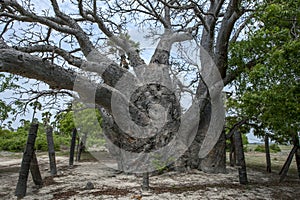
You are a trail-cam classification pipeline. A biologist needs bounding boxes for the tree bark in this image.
[15,123,39,198]
[30,151,43,186]
[265,134,272,173]
[46,126,57,176]
[69,128,77,167]
[234,131,248,185]
[200,131,227,173]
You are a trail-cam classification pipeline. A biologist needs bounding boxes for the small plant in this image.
[151,153,174,173]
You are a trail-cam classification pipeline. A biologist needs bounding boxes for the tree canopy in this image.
[228,0,300,143]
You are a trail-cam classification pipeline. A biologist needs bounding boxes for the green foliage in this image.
[0,122,70,152]
[254,144,281,153]
[55,103,104,149]
[151,153,174,173]
[228,0,300,144]
[0,73,20,127]
[107,32,140,55]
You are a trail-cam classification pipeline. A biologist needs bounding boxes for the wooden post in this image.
[229,136,236,167]
[142,172,150,191]
[69,128,77,167]
[279,133,300,181]
[279,145,297,182]
[293,133,300,179]
[15,123,39,198]
[296,147,300,179]
[234,131,248,185]
[75,136,80,161]
[30,151,43,186]
[77,132,87,161]
[46,126,57,176]
[265,134,272,173]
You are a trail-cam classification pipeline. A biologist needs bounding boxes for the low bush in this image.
[0,128,70,152]
[254,144,281,153]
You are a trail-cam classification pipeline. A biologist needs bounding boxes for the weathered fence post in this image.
[142,172,150,191]
[264,134,272,173]
[234,131,248,185]
[46,126,57,176]
[279,145,297,182]
[77,132,88,161]
[229,136,236,166]
[15,123,39,198]
[30,151,43,186]
[69,128,77,167]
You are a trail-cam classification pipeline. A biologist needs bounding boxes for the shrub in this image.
[254,144,265,152]
[0,128,69,152]
[254,144,281,153]
[270,144,281,153]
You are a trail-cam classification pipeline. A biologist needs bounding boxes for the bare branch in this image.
[15,45,83,67]
[230,13,254,43]
[0,46,114,111]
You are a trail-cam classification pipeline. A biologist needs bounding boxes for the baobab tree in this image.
[0,0,258,174]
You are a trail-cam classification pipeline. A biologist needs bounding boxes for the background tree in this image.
[228,0,299,175]
[229,0,299,146]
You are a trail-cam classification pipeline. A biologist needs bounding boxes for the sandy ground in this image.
[0,151,299,200]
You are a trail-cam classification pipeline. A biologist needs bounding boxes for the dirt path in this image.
[0,151,299,200]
